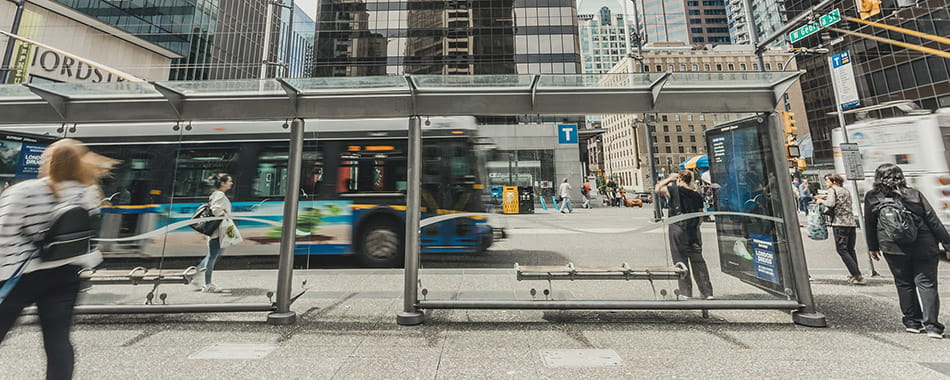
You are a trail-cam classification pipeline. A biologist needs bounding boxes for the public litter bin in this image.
[502,186,519,214]
[518,186,535,214]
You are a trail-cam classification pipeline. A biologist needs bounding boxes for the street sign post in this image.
[839,143,864,180]
[788,9,841,43]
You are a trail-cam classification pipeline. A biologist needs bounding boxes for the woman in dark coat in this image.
[865,163,950,339]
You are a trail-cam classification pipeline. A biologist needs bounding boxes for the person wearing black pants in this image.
[865,164,950,339]
[0,265,81,380]
[817,173,864,284]
[656,170,713,299]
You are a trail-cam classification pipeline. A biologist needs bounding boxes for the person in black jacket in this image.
[864,163,950,339]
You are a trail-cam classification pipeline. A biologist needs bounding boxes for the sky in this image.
[293,0,625,21]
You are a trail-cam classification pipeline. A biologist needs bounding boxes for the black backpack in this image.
[190,203,221,236]
[875,197,920,244]
[39,203,95,261]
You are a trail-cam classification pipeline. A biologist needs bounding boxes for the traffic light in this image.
[779,111,797,135]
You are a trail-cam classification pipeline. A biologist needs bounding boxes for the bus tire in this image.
[357,219,404,267]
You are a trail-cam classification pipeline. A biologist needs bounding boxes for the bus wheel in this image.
[358,221,404,267]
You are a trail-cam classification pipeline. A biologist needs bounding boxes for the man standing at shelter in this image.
[656,170,713,299]
[558,178,573,213]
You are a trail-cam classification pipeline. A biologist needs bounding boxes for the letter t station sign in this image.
[558,124,578,144]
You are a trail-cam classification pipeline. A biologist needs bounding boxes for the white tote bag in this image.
[218,218,244,248]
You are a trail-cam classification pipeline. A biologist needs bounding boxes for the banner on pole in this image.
[830,51,860,111]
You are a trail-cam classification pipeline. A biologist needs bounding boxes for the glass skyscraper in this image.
[50,0,299,80]
[312,0,581,76]
[578,7,629,74]
[784,0,950,164]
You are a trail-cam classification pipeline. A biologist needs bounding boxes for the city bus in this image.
[3,117,496,267]
[832,107,950,226]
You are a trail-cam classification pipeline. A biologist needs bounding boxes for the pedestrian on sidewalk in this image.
[864,163,950,339]
[656,170,713,299]
[581,180,592,209]
[800,179,813,215]
[0,139,113,380]
[816,173,866,285]
[193,173,235,293]
[558,178,573,213]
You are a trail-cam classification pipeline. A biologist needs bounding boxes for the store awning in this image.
[0,72,803,124]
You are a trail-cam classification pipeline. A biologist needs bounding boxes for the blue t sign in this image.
[558,124,578,144]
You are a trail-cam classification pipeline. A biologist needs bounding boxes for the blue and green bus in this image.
[7,117,496,267]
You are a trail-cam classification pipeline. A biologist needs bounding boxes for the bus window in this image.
[338,146,406,193]
[174,147,239,198]
[254,146,323,198]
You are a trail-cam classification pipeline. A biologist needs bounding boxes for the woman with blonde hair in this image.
[0,139,113,379]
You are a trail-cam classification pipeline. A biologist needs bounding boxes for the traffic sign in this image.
[788,9,841,43]
[839,143,864,180]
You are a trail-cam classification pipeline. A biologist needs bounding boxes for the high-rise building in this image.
[46,0,298,80]
[578,7,629,74]
[783,0,950,165]
[602,43,807,190]
[726,0,788,46]
[280,4,316,78]
[685,0,732,44]
[312,0,581,76]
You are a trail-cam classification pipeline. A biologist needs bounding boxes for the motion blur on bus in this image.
[832,107,950,226]
[2,116,499,267]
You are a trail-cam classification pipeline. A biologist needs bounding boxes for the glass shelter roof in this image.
[0,72,803,124]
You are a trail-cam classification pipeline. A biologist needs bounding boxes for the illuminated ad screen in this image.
[706,117,790,295]
[0,133,51,185]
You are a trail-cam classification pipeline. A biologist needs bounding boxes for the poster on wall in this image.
[0,133,52,188]
[707,117,789,294]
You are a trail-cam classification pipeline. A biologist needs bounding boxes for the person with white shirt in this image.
[0,139,113,380]
[558,178,573,213]
[194,173,234,293]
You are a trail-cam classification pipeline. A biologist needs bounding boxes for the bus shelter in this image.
[0,72,825,327]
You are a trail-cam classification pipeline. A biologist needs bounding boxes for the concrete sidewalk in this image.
[3,266,950,379]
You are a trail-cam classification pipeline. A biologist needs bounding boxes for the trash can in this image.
[518,186,535,214]
[502,186,519,214]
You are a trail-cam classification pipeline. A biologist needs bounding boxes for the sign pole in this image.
[829,53,879,277]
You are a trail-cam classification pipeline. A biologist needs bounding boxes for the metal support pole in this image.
[25,303,276,316]
[741,0,766,71]
[646,120,662,221]
[765,113,826,327]
[828,56,878,277]
[0,0,26,83]
[397,116,425,325]
[259,0,275,79]
[267,118,303,325]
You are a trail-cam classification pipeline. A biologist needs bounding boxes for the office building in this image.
[634,0,730,44]
[578,7,629,74]
[601,43,807,190]
[280,4,316,78]
[726,0,788,45]
[783,0,950,165]
[44,0,294,80]
[0,0,178,83]
[312,0,581,76]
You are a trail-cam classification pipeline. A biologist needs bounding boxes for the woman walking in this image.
[865,163,950,339]
[194,173,234,293]
[0,139,112,380]
[816,173,866,284]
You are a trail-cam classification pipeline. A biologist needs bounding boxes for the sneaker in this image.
[847,276,868,285]
[190,268,207,290]
[705,296,716,300]
[905,327,925,334]
[928,331,944,339]
[202,283,228,293]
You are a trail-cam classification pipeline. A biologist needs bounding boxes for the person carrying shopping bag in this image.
[0,139,114,380]
[192,173,241,293]
[816,173,866,285]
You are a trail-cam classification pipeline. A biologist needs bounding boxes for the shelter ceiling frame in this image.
[0,72,803,124]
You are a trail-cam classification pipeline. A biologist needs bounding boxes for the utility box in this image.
[502,186,519,214]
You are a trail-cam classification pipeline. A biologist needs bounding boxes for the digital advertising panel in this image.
[706,117,791,295]
[0,132,52,188]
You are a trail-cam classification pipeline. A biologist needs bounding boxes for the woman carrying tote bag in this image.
[192,173,239,293]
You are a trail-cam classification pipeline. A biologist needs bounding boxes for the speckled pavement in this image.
[4,207,950,379]
[2,265,950,379]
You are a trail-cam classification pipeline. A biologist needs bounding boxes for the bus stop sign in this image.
[840,143,864,180]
